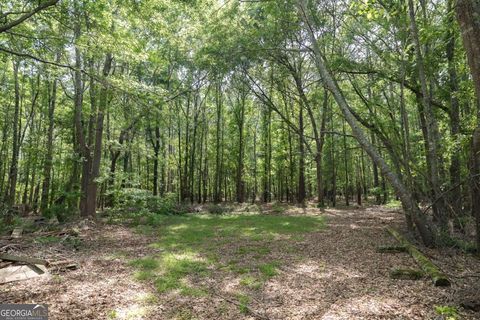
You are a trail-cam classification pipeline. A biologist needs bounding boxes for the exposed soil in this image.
[1,205,479,319]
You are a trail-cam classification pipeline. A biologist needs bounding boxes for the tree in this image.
[455,0,480,253]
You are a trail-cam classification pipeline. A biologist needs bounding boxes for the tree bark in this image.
[235,88,246,203]
[5,60,21,212]
[455,0,480,254]
[214,81,223,203]
[298,103,306,205]
[446,0,463,217]
[41,53,60,212]
[83,53,113,217]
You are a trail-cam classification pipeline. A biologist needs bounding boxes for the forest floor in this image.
[1,204,480,320]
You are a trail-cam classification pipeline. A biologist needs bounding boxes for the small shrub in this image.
[237,294,250,314]
[206,204,225,215]
[271,202,285,214]
[434,305,458,320]
[109,189,187,223]
[43,204,76,223]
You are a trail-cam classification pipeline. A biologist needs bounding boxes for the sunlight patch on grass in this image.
[154,214,325,251]
[129,251,209,295]
[130,213,325,298]
[385,200,402,209]
[133,270,155,281]
[239,275,262,289]
[129,257,159,270]
[135,292,158,305]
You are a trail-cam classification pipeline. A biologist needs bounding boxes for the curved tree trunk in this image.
[297,0,434,246]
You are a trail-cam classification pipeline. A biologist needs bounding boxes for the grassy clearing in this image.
[129,212,325,302]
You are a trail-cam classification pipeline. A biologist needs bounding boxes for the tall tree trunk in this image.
[408,0,447,229]
[72,14,85,213]
[298,104,306,205]
[235,93,246,203]
[446,0,463,218]
[342,120,349,206]
[291,67,327,205]
[214,81,222,203]
[455,0,480,253]
[151,125,160,196]
[41,55,59,212]
[298,0,434,246]
[84,53,113,217]
[5,60,21,213]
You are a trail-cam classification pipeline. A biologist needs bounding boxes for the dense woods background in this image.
[0,0,479,250]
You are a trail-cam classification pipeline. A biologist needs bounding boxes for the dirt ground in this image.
[1,205,479,320]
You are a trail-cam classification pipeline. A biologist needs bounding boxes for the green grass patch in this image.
[154,213,324,251]
[129,251,208,294]
[107,310,118,320]
[434,305,458,320]
[237,294,251,314]
[136,293,158,305]
[239,275,262,289]
[34,235,62,244]
[129,257,159,271]
[130,212,324,297]
[180,286,208,297]
[259,261,279,278]
[385,200,402,209]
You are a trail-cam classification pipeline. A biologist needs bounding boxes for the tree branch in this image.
[0,0,59,33]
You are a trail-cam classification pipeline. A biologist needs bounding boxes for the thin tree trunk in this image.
[408,0,447,228]
[214,81,222,203]
[41,54,60,212]
[298,104,306,205]
[342,120,349,206]
[5,60,21,213]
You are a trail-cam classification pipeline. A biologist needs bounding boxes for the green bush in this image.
[43,190,80,222]
[44,204,74,223]
[112,189,187,218]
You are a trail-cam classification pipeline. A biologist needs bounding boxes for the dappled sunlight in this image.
[5,206,477,319]
[286,260,365,281]
[320,294,407,319]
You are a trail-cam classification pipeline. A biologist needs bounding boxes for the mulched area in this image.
[1,205,479,319]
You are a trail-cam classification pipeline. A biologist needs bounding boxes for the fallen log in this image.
[0,253,49,266]
[49,260,78,271]
[376,245,407,253]
[387,227,450,286]
[390,267,423,280]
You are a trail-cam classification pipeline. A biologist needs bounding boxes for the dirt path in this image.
[1,206,479,319]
